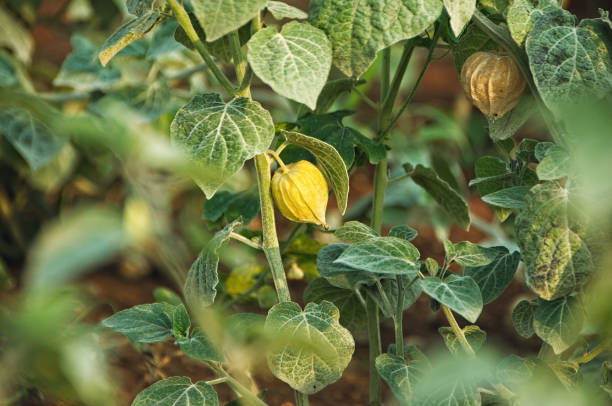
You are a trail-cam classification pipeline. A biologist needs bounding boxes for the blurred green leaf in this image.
[154,287,184,306]
[439,324,486,355]
[126,0,154,16]
[132,376,219,406]
[172,304,191,339]
[26,207,125,292]
[452,241,499,267]
[0,5,33,64]
[410,164,470,230]
[482,185,530,209]
[512,299,537,338]
[192,0,266,42]
[507,0,535,45]
[375,347,430,406]
[444,0,476,36]
[203,189,260,224]
[487,96,535,141]
[179,327,223,362]
[98,11,161,66]
[388,225,418,241]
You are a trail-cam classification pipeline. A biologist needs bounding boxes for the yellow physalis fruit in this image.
[460,51,526,119]
[271,160,329,228]
[287,263,305,280]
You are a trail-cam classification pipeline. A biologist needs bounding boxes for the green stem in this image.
[254,154,291,303]
[441,305,475,357]
[381,40,415,125]
[366,295,382,406]
[209,363,268,406]
[574,339,611,365]
[166,0,236,96]
[295,391,310,406]
[394,275,405,358]
[229,30,250,98]
[371,157,388,233]
[382,26,440,137]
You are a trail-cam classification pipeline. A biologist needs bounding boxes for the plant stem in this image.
[381,40,415,123]
[229,30,251,98]
[394,275,405,358]
[382,25,440,137]
[229,232,262,250]
[574,339,611,365]
[371,157,388,233]
[366,295,382,406]
[295,391,310,406]
[254,154,291,303]
[166,0,236,96]
[441,305,476,357]
[209,363,268,406]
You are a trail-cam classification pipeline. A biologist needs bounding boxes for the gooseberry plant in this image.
[3,0,611,405]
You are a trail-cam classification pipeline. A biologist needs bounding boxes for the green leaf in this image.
[444,0,476,36]
[154,287,184,306]
[0,5,34,64]
[292,111,385,166]
[171,94,275,198]
[473,156,514,221]
[334,237,420,276]
[266,1,308,20]
[511,299,537,338]
[54,35,121,91]
[421,275,483,322]
[515,182,593,300]
[463,248,520,304]
[451,22,497,71]
[495,354,535,388]
[487,96,535,141]
[335,221,379,244]
[410,164,470,230]
[367,275,422,318]
[192,0,267,42]
[534,141,556,162]
[388,225,418,241]
[533,296,583,354]
[507,0,535,45]
[25,207,124,291]
[265,301,355,394]
[309,0,443,77]
[179,327,223,362]
[132,376,218,406]
[247,22,331,110]
[102,303,174,343]
[172,304,191,339]
[601,361,612,397]
[452,241,499,267]
[481,185,530,209]
[375,348,430,405]
[517,138,539,163]
[536,148,570,180]
[0,52,17,87]
[0,107,66,171]
[304,278,366,332]
[184,220,242,308]
[526,6,612,116]
[98,11,161,66]
[439,325,486,355]
[314,78,359,114]
[282,130,349,214]
[316,243,378,289]
[126,0,154,16]
[202,189,260,224]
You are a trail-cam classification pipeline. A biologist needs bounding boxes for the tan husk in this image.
[271,160,328,228]
[461,51,526,119]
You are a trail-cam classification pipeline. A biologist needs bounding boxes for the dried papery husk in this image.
[271,160,328,227]
[461,51,526,119]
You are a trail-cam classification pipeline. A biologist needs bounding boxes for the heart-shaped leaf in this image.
[247,21,331,109]
[533,296,583,354]
[171,94,274,198]
[334,237,420,277]
[132,376,218,406]
[192,0,267,42]
[464,248,520,304]
[421,275,483,323]
[265,301,355,394]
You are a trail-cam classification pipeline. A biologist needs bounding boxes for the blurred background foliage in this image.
[0,0,611,405]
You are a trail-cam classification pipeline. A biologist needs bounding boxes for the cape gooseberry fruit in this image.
[460,51,526,119]
[271,160,328,228]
